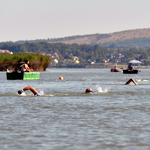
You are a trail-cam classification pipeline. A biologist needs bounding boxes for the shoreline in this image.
[48,65,150,69]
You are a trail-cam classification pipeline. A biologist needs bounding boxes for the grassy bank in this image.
[0,53,50,71]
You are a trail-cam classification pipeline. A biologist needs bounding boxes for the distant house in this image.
[73,56,80,64]
[89,51,94,54]
[53,59,58,64]
[46,53,59,58]
[136,54,141,57]
[51,58,59,65]
[103,59,109,63]
[0,49,13,54]
[54,53,59,58]
[47,54,52,57]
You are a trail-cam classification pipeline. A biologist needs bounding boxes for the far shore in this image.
[48,65,150,69]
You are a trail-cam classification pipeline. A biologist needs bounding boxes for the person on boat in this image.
[85,88,93,93]
[128,63,134,70]
[21,60,33,73]
[18,86,40,96]
[125,78,137,85]
[112,66,120,72]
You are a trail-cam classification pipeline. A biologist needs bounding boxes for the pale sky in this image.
[0,0,150,42]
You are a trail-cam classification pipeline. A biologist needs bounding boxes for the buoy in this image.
[59,76,64,80]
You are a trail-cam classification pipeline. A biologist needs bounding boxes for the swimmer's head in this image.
[85,88,93,93]
[18,90,22,95]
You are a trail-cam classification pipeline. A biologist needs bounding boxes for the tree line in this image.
[1,41,150,65]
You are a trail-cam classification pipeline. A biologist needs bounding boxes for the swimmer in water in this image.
[85,88,93,93]
[18,86,40,96]
[125,78,138,85]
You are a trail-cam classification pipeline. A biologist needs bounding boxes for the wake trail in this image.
[96,85,111,93]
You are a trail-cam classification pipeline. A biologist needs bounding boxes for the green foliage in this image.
[0,53,50,67]
[1,41,150,66]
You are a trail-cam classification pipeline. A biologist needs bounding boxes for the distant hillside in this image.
[16,28,150,48]
[48,28,150,48]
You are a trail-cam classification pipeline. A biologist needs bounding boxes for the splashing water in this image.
[134,77,149,82]
[39,90,44,96]
[87,79,91,81]
[21,92,26,96]
[19,90,44,96]
[96,85,111,93]
[134,77,140,82]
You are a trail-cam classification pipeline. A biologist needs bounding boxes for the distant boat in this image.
[110,68,120,72]
[123,69,138,74]
[123,59,141,74]
[6,72,40,80]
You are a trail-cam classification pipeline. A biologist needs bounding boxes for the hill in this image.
[48,28,150,48]
[16,28,150,48]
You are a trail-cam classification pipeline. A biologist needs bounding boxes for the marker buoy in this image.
[59,76,64,80]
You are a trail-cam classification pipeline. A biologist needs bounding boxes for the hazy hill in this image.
[48,28,150,48]
[16,28,150,48]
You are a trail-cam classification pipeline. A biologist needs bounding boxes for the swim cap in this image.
[59,76,64,80]
[85,88,92,93]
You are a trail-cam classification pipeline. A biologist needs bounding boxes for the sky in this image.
[0,0,150,42]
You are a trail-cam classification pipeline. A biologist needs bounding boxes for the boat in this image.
[123,69,138,74]
[123,59,141,74]
[110,68,120,72]
[6,72,40,80]
[110,65,120,72]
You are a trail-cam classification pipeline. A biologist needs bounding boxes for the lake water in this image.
[0,68,150,150]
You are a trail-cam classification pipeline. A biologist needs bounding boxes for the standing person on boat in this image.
[128,63,134,70]
[125,78,137,85]
[21,60,33,73]
[18,86,40,96]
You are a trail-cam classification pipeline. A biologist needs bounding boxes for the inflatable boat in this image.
[111,68,120,72]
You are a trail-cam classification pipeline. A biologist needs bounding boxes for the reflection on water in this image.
[0,68,150,149]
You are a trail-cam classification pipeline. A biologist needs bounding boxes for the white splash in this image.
[134,77,149,82]
[134,77,140,82]
[87,79,91,81]
[39,90,44,96]
[19,92,26,96]
[18,90,44,96]
[96,85,111,93]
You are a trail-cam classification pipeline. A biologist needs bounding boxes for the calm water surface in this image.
[0,68,150,150]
